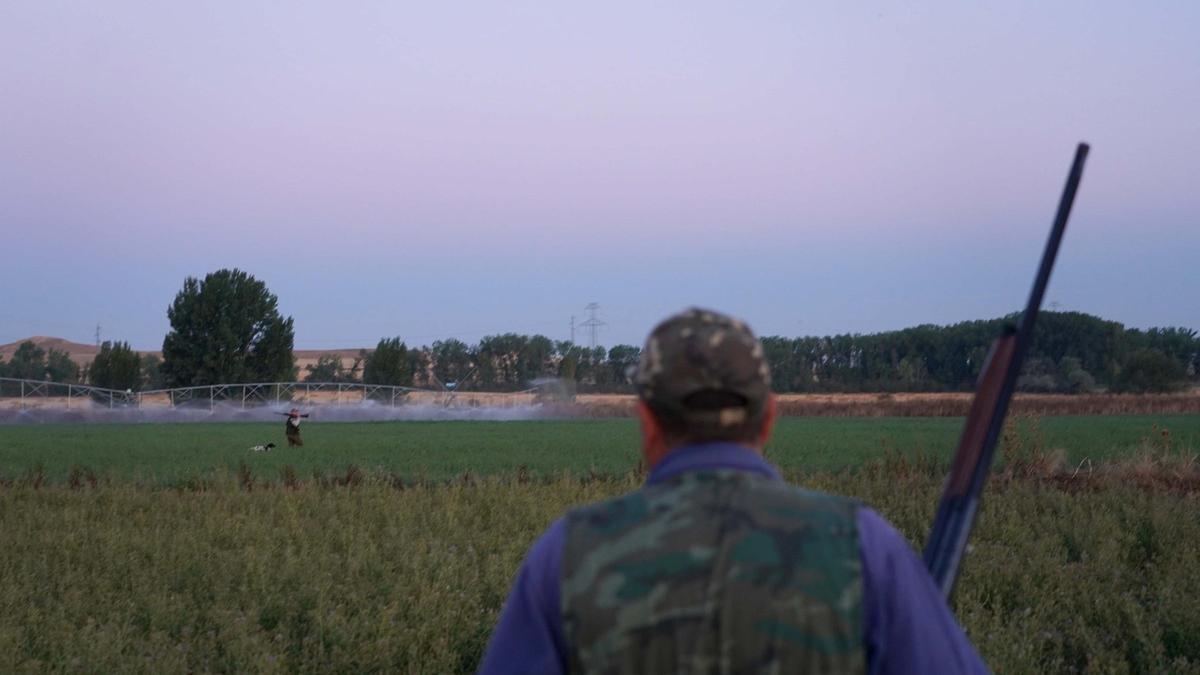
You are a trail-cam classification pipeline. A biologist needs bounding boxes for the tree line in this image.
[760,312,1197,394]
[3,269,1196,394]
[294,312,1199,395]
[0,339,164,393]
[299,336,643,393]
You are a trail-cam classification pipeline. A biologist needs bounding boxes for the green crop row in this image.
[2,414,1197,483]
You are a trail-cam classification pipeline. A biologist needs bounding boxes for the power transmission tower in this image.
[580,303,606,351]
[95,324,101,347]
[569,316,576,344]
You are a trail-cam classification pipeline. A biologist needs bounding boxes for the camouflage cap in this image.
[633,308,771,431]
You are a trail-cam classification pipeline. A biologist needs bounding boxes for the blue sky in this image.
[1,1,1197,349]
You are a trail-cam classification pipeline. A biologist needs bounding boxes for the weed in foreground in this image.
[0,459,1197,672]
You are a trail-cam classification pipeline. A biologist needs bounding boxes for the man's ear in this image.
[635,400,670,469]
[756,394,778,450]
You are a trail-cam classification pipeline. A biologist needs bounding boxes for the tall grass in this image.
[2,454,1198,673]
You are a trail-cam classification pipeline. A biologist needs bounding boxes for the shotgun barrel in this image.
[923,143,1089,598]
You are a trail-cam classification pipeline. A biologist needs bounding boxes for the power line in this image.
[579,303,606,350]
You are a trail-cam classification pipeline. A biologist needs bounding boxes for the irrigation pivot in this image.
[923,143,1090,599]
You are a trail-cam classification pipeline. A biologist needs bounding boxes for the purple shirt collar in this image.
[646,442,782,485]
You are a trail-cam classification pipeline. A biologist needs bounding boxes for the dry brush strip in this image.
[560,392,1200,418]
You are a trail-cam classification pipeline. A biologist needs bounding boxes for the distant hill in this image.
[292,348,367,377]
[0,336,114,364]
[294,348,365,360]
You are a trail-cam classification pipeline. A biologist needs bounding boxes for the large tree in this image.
[4,341,48,380]
[606,344,642,390]
[0,341,78,383]
[139,354,166,390]
[362,337,414,387]
[431,338,474,386]
[90,341,142,390]
[46,349,80,383]
[474,333,557,390]
[160,269,296,386]
[1114,349,1189,393]
[305,353,361,383]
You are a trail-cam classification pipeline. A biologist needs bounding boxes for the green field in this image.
[2,414,1197,483]
[2,415,1198,672]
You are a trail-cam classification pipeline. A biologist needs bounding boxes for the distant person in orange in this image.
[282,408,309,447]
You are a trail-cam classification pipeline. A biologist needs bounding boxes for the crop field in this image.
[2,414,1199,483]
[1,415,1199,673]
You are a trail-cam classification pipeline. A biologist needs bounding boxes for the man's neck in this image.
[645,442,778,485]
[647,439,763,472]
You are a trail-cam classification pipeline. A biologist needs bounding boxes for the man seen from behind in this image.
[480,308,988,674]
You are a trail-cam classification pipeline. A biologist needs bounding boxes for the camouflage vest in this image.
[561,470,864,674]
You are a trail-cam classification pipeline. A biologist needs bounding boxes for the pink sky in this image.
[1,2,1197,348]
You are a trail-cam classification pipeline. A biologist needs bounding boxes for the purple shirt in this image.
[479,443,988,674]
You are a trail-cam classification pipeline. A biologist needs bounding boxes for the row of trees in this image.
[88,342,165,391]
[760,312,1198,393]
[0,341,81,383]
[145,270,649,392]
[297,313,1198,394]
[6,269,1197,394]
[0,339,165,391]
[300,336,642,392]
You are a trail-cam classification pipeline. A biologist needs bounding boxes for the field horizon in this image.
[2,414,1197,485]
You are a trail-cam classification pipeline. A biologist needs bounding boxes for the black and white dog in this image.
[249,442,277,453]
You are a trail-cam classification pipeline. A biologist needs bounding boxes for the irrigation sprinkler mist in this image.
[0,379,567,425]
[0,401,562,425]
